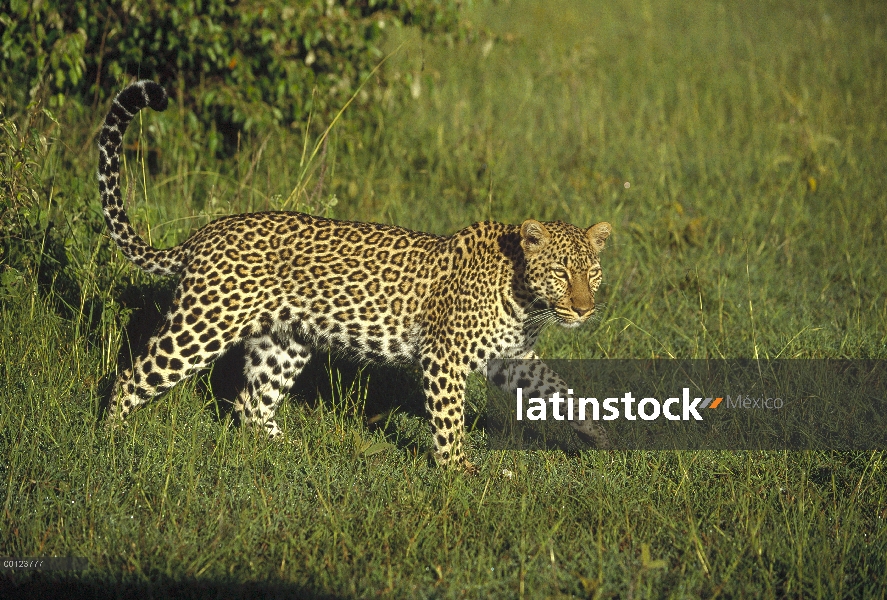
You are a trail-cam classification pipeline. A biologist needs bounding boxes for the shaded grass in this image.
[2,0,886,597]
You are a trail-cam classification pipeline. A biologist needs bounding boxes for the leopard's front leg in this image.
[486,350,611,449]
[420,346,477,474]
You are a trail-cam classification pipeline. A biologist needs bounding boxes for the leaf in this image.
[360,440,394,457]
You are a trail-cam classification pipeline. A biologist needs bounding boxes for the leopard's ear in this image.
[586,222,611,252]
[520,219,550,253]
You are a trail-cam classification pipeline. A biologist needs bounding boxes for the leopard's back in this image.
[174,210,451,364]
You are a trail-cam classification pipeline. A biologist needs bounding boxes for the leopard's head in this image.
[520,219,611,328]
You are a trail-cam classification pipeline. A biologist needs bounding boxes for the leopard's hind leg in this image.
[109,303,239,424]
[234,332,312,437]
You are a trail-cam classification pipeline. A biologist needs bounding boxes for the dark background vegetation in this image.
[1,0,461,130]
[1,0,885,597]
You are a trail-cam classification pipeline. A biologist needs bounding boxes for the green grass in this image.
[2,0,886,597]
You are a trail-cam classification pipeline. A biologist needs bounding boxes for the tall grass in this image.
[1,0,885,597]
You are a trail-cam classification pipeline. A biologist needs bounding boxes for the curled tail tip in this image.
[138,80,169,111]
[116,80,169,114]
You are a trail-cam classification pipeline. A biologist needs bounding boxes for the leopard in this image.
[99,80,612,472]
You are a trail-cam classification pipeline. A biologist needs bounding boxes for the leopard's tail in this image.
[98,80,186,276]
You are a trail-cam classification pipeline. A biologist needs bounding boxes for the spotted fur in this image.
[100,81,611,471]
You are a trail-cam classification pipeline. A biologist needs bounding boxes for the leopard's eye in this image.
[552,267,569,280]
[588,266,601,279]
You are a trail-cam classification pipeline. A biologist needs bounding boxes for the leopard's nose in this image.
[573,306,593,317]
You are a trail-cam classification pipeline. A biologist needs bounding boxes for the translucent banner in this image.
[483,360,887,450]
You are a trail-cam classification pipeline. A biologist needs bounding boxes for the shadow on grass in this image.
[1,573,347,600]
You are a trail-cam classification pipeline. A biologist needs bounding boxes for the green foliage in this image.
[0,100,58,294]
[0,0,463,135]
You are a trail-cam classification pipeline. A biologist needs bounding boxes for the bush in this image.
[0,0,464,135]
[0,99,66,300]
